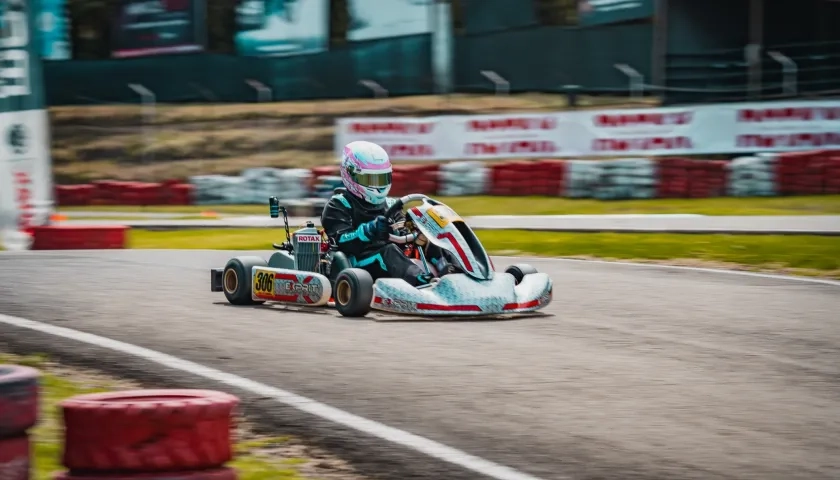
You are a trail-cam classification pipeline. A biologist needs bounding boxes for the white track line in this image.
[0,313,549,480]
[492,256,840,287]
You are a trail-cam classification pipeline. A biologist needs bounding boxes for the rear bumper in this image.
[210,268,224,292]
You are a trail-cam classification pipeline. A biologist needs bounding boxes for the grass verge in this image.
[59,195,840,216]
[128,229,840,279]
[0,352,363,480]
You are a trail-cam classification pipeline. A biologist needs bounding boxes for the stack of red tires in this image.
[0,365,40,480]
[56,389,240,480]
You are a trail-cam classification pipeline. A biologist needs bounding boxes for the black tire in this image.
[334,268,374,317]
[504,264,538,285]
[223,256,268,305]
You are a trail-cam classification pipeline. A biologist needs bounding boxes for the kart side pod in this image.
[211,255,331,307]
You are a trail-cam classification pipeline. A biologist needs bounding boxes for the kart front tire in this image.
[223,256,268,305]
[504,264,538,285]
[334,268,373,317]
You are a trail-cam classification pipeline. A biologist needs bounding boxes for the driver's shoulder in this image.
[328,192,352,210]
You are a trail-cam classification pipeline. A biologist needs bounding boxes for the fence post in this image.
[246,80,272,158]
[480,70,509,96]
[744,43,763,99]
[246,79,272,104]
[768,51,798,96]
[359,80,388,99]
[614,64,644,100]
[128,83,156,166]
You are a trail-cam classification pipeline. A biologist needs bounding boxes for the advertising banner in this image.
[569,107,702,157]
[442,114,566,160]
[235,0,328,56]
[577,0,653,26]
[335,118,440,160]
[347,0,431,41]
[111,0,206,58]
[728,103,840,153]
[0,0,54,249]
[335,100,840,160]
[38,0,71,59]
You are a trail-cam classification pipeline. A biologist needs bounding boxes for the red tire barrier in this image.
[0,366,40,438]
[30,226,129,250]
[490,160,565,196]
[775,151,825,195]
[825,155,840,194]
[56,181,194,206]
[656,158,727,198]
[390,164,440,196]
[60,389,239,473]
[54,467,238,480]
[0,435,30,480]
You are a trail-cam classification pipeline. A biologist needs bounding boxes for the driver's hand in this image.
[362,215,390,240]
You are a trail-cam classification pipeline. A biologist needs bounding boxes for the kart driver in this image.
[321,140,462,286]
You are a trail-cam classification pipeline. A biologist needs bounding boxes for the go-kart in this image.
[210,191,553,317]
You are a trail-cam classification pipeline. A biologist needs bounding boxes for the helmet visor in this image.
[351,171,392,188]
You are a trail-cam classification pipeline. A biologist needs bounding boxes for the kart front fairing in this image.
[372,270,553,316]
[405,202,494,280]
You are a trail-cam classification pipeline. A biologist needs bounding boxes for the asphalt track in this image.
[1,250,839,480]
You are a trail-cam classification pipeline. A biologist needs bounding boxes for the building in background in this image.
[234,0,328,57]
[347,0,431,41]
[577,0,653,26]
[111,0,206,58]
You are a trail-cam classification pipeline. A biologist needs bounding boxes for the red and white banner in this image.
[730,104,840,152]
[442,114,565,159]
[335,100,840,160]
[334,117,440,160]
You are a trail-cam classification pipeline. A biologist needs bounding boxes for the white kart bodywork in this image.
[372,270,553,316]
[371,195,554,316]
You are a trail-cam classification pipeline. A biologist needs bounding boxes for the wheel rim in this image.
[336,279,351,305]
[224,268,238,294]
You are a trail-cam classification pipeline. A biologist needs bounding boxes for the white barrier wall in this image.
[335,100,840,160]
[0,0,54,250]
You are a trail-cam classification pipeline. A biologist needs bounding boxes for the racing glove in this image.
[361,215,390,241]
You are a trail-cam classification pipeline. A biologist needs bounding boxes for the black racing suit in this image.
[321,191,447,286]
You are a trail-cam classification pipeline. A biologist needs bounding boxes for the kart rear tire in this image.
[223,256,267,305]
[504,264,538,285]
[334,268,373,317]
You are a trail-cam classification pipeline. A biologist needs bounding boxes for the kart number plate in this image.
[428,206,461,228]
[253,270,275,296]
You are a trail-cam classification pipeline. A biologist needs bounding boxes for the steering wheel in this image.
[384,193,435,245]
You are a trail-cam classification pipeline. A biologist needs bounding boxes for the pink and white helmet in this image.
[340,141,392,206]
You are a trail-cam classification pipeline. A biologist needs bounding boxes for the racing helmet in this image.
[340,141,392,206]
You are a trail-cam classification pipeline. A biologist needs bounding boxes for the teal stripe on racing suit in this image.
[349,253,387,271]
[320,192,405,258]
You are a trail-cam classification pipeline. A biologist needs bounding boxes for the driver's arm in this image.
[321,199,373,257]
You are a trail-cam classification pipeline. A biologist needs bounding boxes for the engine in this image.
[292,226,322,272]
